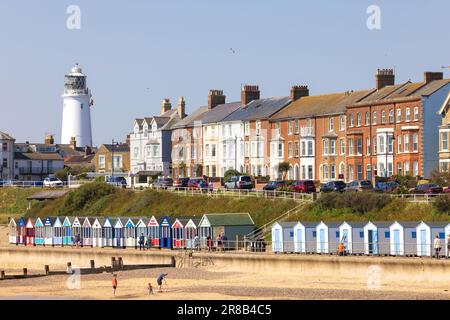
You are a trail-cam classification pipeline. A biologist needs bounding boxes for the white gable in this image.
[199,216,211,228]
[53,217,62,227]
[364,221,376,231]
[26,218,34,228]
[72,217,82,228]
[136,219,146,227]
[114,219,123,228]
[185,219,197,229]
[8,218,16,227]
[103,218,112,228]
[92,219,102,228]
[82,217,92,227]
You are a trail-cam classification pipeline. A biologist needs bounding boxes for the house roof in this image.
[0,131,14,140]
[170,106,209,129]
[14,152,63,161]
[270,90,372,120]
[197,102,241,124]
[202,213,254,226]
[102,144,130,153]
[223,96,292,122]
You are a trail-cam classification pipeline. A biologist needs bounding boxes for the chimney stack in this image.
[241,85,260,108]
[84,145,91,156]
[177,96,186,119]
[45,134,54,145]
[290,85,309,101]
[424,71,443,83]
[125,134,130,146]
[208,90,226,109]
[375,69,395,90]
[70,137,77,150]
[161,98,172,115]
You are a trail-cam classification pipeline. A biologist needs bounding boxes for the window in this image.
[288,142,293,158]
[330,164,335,179]
[359,231,364,238]
[442,132,449,151]
[295,119,300,134]
[277,143,283,157]
[2,143,7,151]
[99,155,105,169]
[294,142,299,157]
[348,165,354,181]
[356,138,362,155]
[2,158,7,168]
[349,114,354,127]
[412,161,418,176]
[340,115,346,131]
[439,232,445,239]
[404,161,410,175]
[404,134,410,152]
[372,111,377,125]
[373,137,377,155]
[330,140,336,155]
[205,144,210,157]
[378,135,385,154]
[413,107,419,121]
[388,135,393,154]
[397,109,402,123]
[389,109,394,123]
[308,165,313,179]
[245,142,249,157]
[133,147,139,158]
[366,164,372,181]
[412,232,416,239]
[312,231,317,238]
[211,144,216,157]
[357,164,363,180]
[381,110,386,124]
[356,113,361,127]
[256,121,261,135]
[113,155,122,169]
[307,141,313,156]
[323,139,329,155]
[329,117,334,131]
[385,231,390,238]
[412,133,418,152]
[347,139,354,155]
[301,141,306,156]
[288,120,293,135]
[340,139,345,155]
[397,135,402,153]
[366,137,371,155]
[244,122,250,136]
[365,112,370,125]
[397,162,402,176]
[406,108,411,121]
[335,231,340,238]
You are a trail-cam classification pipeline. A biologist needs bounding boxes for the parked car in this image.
[412,183,443,194]
[320,180,346,192]
[187,178,213,191]
[263,180,286,191]
[443,187,450,193]
[152,177,173,189]
[374,181,400,193]
[224,176,253,190]
[43,177,63,188]
[344,180,373,192]
[173,177,190,189]
[289,180,316,193]
[106,176,127,188]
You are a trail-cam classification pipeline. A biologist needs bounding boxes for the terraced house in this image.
[438,91,450,171]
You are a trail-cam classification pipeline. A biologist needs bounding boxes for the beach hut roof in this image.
[318,221,341,228]
[201,213,254,226]
[34,217,43,227]
[393,221,420,228]
[341,221,366,228]
[419,221,448,228]
[276,221,298,228]
[367,221,392,228]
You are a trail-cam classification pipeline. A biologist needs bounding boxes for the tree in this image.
[178,161,187,177]
[224,169,241,183]
[278,162,291,180]
[429,169,450,187]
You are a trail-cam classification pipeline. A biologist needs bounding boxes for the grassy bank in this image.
[0,188,38,223]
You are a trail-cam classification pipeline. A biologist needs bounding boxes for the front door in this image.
[342,229,348,251]
[296,228,303,253]
[368,230,373,254]
[420,229,427,256]
[393,229,400,255]
[319,229,325,253]
[274,229,281,252]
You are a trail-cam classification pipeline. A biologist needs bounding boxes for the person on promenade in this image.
[434,235,441,259]
[216,234,222,252]
[147,234,152,250]
[138,233,145,251]
[207,236,212,252]
[221,233,228,252]
[338,242,345,256]
[157,273,168,292]
[112,274,118,296]
[447,234,450,259]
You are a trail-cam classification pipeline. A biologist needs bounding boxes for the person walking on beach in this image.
[338,242,345,256]
[157,273,168,292]
[207,236,212,252]
[147,234,152,250]
[148,283,153,295]
[138,233,145,251]
[112,274,118,296]
[434,235,441,259]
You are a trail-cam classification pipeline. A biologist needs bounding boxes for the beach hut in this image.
[102,217,114,247]
[293,221,318,253]
[316,221,341,254]
[81,217,93,247]
[62,217,73,246]
[43,217,54,246]
[271,221,296,253]
[124,218,137,248]
[415,221,447,257]
[113,218,125,248]
[72,217,82,242]
[171,218,185,249]
[34,217,44,246]
[389,221,419,256]
[184,218,201,249]
[52,217,63,246]
[338,222,366,254]
[363,221,391,255]
[159,216,173,249]
[92,218,103,247]
[17,217,26,245]
[147,216,160,248]
[25,217,35,246]
[198,213,255,249]
[8,218,17,244]
[135,218,148,246]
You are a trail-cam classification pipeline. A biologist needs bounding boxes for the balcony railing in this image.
[300,127,314,137]
[18,167,58,175]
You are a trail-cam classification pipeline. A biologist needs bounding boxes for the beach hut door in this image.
[368,230,373,254]
[274,229,281,252]
[296,228,303,252]
[393,229,400,255]
[319,229,325,253]
[420,229,427,256]
[341,229,348,249]
[372,230,378,255]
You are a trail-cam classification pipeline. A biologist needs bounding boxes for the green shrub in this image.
[433,195,450,213]
[224,169,241,183]
[316,192,392,215]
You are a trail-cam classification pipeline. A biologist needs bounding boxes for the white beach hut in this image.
[338,221,366,254]
[293,222,318,253]
[8,218,17,244]
[363,221,391,255]
[92,218,103,248]
[316,221,341,254]
[389,221,419,256]
[416,221,447,257]
[271,221,297,253]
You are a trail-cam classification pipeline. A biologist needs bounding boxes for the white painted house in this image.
[0,131,15,180]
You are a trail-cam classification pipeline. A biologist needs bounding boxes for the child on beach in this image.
[112,274,118,296]
[148,283,153,295]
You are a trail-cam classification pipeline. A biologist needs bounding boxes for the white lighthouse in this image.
[61,64,93,147]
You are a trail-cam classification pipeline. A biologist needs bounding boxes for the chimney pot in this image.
[208,89,226,109]
[177,96,186,119]
[161,98,172,115]
[290,85,309,101]
[241,84,260,108]
[424,71,443,83]
[69,137,77,150]
[375,68,395,90]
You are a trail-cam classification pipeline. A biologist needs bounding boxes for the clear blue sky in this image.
[0,0,449,146]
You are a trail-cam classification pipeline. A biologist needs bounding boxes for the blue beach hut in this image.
[52,217,63,246]
[71,217,82,242]
[415,221,447,257]
[113,218,125,248]
[17,217,26,245]
[124,218,137,248]
[34,217,45,246]
[159,216,173,249]
[389,221,419,256]
[135,218,148,246]
[62,217,73,246]
[316,221,340,254]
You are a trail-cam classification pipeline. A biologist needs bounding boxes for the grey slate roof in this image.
[197,102,241,124]
[103,144,130,153]
[223,96,292,122]
[14,152,63,161]
[170,106,209,129]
